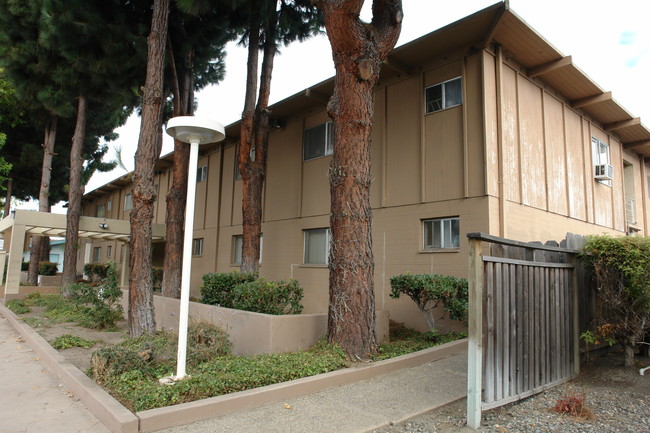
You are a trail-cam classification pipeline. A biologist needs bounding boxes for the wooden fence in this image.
[466,232,585,429]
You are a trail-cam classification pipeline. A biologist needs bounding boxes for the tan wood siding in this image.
[543,94,568,215]
[502,66,520,202]
[564,109,587,220]
[483,52,499,197]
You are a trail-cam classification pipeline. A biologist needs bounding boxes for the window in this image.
[303,122,333,161]
[124,193,133,211]
[96,203,105,218]
[193,238,204,256]
[197,165,208,182]
[304,228,330,264]
[234,149,242,180]
[153,184,159,201]
[232,235,263,265]
[425,76,462,114]
[107,245,112,258]
[591,137,612,185]
[92,247,101,262]
[49,253,60,263]
[106,200,112,211]
[423,217,460,249]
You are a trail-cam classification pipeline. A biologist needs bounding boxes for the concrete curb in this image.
[0,304,139,433]
[1,303,467,433]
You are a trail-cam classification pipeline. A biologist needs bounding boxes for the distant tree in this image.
[238,0,322,273]
[129,0,171,337]
[161,0,243,298]
[314,0,402,360]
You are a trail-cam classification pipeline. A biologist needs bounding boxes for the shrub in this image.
[38,261,58,276]
[230,279,304,315]
[63,262,123,329]
[553,393,594,419]
[21,261,29,271]
[152,267,163,289]
[580,235,650,366]
[390,273,468,331]
[200,271,257,307]
[6,299,30,314]
[83,262,109,282]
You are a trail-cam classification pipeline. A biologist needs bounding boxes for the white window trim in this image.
[422,217,460,251]
[425,76,463,114]
[303,121,333,161]
[591,136,612,186]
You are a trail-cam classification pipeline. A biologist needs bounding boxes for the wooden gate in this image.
[466,233,584,429]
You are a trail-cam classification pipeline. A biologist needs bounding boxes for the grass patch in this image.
[52,334,99,350]
[6,299,30,314]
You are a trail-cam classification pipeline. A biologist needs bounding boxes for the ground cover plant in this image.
[51,334,99,350]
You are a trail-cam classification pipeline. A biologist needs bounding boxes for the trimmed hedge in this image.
[39,261,58,276]
[200,271,303,315]
[83,262,109,281]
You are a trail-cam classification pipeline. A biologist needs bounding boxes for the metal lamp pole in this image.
[165,116,225,380]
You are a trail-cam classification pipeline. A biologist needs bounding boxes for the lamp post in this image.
[164,116,225,380]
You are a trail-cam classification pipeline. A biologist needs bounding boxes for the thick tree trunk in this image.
[239,0,276,273]
[28,115,57,284]
[3,179,11,218]
[162,50,193,299]
[316,0,402,360]
[129,0,170,337]
[63,95,87,286]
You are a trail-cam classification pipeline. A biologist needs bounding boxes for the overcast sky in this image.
[23,0,649,212]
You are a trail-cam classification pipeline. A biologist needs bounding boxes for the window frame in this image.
[591,136,612,185]
[422,217,460,250]
[106,245,112,258]
[92,246,101,262]
[232,234,263,265]
[96,203,106,218]
[124,193,133,211]
[425,76,463,115]
[192,238,204,257]
[303,228,331,265]
[303,121,333,161]
[197,165,208,182]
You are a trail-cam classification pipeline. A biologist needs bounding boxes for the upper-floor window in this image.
[193,238,204,256]
[423,217,460,250]
[304,228,330,265]
[591,137,612,185]
[232,234,263,265]
[425,76,462,114]
[303,121,333,161]
[96,203,105,218]
[124,193,133,211]
[197,165,208,182]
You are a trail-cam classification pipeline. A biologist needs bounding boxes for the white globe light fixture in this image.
[165,116,225,381]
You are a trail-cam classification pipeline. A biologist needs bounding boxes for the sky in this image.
[19,0,649,213]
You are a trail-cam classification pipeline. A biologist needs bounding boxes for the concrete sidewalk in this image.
[0,314,110,433]
[1,305,467,433]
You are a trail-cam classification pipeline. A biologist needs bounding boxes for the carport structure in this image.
[0,209,166,300]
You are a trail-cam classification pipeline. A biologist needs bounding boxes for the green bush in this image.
[39,261,58,276]
[6,299,30,314]
[580,235,650,366]
[152,267,163,289]
[21,261,29,271]
[63,262,123,329]
[200,271,257,307]
[230,279,304,315]
[83,262,109,281]
[51,334,98,349]
[390,273,468,331]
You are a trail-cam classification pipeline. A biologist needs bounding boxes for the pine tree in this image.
[314,0,402,360]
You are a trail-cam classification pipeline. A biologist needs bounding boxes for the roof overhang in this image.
[0,210,166,242]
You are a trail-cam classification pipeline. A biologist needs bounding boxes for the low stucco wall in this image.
[120,290,388,356]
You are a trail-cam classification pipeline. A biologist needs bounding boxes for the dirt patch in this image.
[19,306,129,372]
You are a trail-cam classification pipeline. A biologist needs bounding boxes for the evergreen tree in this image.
[314,0,402,360]
[237,0,322,273]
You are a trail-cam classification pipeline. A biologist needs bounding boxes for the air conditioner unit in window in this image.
[595,164,613,181]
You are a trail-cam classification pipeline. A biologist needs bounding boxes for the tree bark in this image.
[239,0,277,273]
[316,0,402,360]
[162,47,193,299]
[28,115,58,284]
[62,95,87,286]
[129,0,170,337]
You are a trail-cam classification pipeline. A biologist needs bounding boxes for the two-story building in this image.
[78,2,650,331]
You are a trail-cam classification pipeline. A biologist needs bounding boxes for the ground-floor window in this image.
[423,217,460,249]
[193,238,204,257]
[232,235,262,265]
[304,228,330,264]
